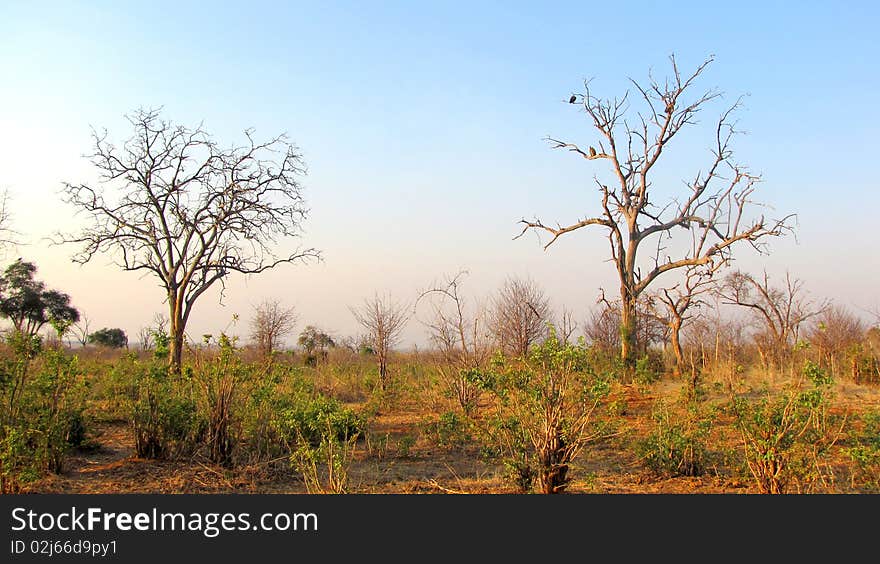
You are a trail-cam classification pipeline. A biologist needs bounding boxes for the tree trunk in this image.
[168,299,185,375]
[378,353,388,390]
[538,428,569,494]
[670,319,684,377]
[620,293,637,377]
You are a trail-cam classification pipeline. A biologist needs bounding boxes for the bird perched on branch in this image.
[589,146,597,157]
[569,95,577,104]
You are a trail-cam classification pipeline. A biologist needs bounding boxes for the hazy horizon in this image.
[2,1,878,349]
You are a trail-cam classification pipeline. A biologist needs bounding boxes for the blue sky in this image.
[1,1,878,347]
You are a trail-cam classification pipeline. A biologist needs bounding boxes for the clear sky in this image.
[1,0,878,348]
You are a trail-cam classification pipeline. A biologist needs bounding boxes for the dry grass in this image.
[19,347,880,495]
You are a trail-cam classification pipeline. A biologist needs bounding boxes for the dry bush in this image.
[415,272,495,415]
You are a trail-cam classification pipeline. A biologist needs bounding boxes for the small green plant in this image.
[423,410,472,449]
[290,420,360,494]
[846,410,880,492]
[396,434,417,458]
[635,351,664,385]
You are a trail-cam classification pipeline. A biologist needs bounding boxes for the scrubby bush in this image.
[112,354,202,460]
[273,379,365,493]
[636,399,715,477]
[731,360,843,493]
[846,410,880,492]
[423,410,473,449]
[477,328,614,493]
[635,349,665,385]
[273,394,364,448]
[0,334,88,492]
[193,334,247,467]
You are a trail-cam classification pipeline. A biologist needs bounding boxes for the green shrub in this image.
[0,338,88,491]
[273,395,364,448]
[846,410,880,492]
[476,328,614,494]
[635,350,664,385]
[423,410,472,449]
[731,361,841,493]
[636,400,714,477]
[113,357,202,460]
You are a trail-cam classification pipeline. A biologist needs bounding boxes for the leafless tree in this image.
[55,108,319,373]
[137,313,169,351]
[249,299,297,357]
[415,271,494,414]
[585,291,665,357]
[490,275,551,357]
[71,313,92,348]
[137,326,154,351]
[350,293,410,390]
[806,304,866,377]
[655,266,717,375]
[583,301,621,354]
[517,55,792,372]
[0,189,20,253]
[718,270,827,369]
[557,306,579,345]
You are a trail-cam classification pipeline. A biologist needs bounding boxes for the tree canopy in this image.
[0,259,79,338]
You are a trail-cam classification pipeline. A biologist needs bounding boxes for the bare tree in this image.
[55,108,320,373]
[415,271,494,414]
[137,313,169,351]
[490,275,551,357]
[655,266,717,375]
[350,293,410,390]
[0,189,20,253]
[557,306,579,345]
[71,313,92,348]
[583,301,621,354]
[585,291,665,357]
[137,326,154,351]
[517,55,792,372]
[249,299,297,357]
[806,304,866,377]
[719,270,827,369]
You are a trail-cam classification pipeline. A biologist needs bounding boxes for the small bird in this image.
[569,95,577,104]
[589,146,597,157]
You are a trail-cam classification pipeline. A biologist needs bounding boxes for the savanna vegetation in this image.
[1,57,878,495]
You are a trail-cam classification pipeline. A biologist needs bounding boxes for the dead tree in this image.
[558,306,579,345]
[655,266,717,376]
[350,293,410,390]
[71,313,92,348]
[55,108,319,373]
[249,299,298,357]
[718,270,827,369]
[806,304,866,377]
[490,275,551,357]
[517,55,792,373]
[0,189,21,257]
[415,271,494,414]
